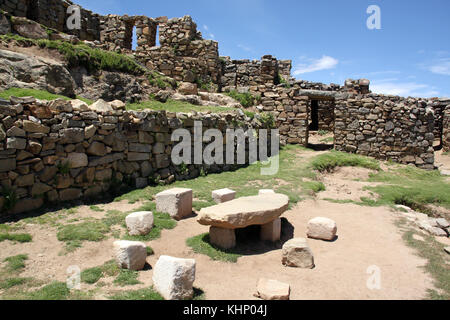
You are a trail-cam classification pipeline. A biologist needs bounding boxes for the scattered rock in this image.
[113,240,147,271]
[436,218,449,229]
[307,217,338,241]
[259,189,275,195]
[70,99,89,112]
[212,188,236,204]
[152,255,196,300]
[178,82,198,95]
[156,188,193,220]
[282,238,315,269]
[254,278,290,300]
[125,211,154,236]
[109,100,126,110]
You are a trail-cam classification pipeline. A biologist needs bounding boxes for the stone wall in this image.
[443,106,450,152]
[427,98,450,143]
[0,96,266,215]
[334,94,435,169]
[220,55,285,92]
[0,0,101,41]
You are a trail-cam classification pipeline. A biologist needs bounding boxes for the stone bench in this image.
[197,193,289,249]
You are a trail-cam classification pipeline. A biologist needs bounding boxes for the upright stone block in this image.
[113,240,147,271]
[282,238,314,269]
[260,218,281,242]
[152,255,196,300]
[156,188,193,220]
[126,211,154,236]
[209,227,236,249]
[212,188,236,204]
[255,278,290,300]
[307,217,337,241]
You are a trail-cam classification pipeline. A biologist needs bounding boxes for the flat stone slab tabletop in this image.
[197,193,289,229]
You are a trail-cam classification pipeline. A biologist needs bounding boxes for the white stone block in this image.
[282,238,314,269]
[126,211,154,236]
[113,240,147,271]
[156,188,193,220]
[307,217,337,241]
[152,255,196,300]
[212,188,236,204]
[209,227,236,249]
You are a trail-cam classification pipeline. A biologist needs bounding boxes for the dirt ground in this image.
[1,146,447,300]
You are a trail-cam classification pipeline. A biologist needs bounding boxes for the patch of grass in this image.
[57,221,109,242]
[3,254,28,272]
[0,233,32,243]
[311,151,381,172]
[365,166,450,211]
[186,234,242,263]
[0,277,30,289]
[25,281,70,300]
[113,270,141,287]
[101,260,121,277]
[1,34,145,75]
[127,98,231,114]
[148,71,174,90]
[81,267,103,284]
[109,287,164,300]
[89,205,104,212]
[146,246,154,256]
[0,88,92,104]
[224,90,257,108]
[401,227,450,299]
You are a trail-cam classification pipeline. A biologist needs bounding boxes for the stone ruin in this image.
[0,0,449,216]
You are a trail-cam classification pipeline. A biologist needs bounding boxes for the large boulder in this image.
[125,211,154,236]
[113,240,147,271]
[178,82,198,95]
[198,193,289,229]
[12,17,48,39]
[152,255,196,300]
[0,13,11,35]
[282,238,315,269]
[307,217,337,241]
[0,49,76,97]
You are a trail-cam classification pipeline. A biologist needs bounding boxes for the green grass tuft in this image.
[108,287,164,300]
[311,151,380,172]
[81,267,103,284]
[0,233,32,243]
[0,277,30,289]
[186,234,242,263]
[127,99,231,114]
[57,221,109,242]
[3,254,28,272]
[0,88,92,104]
[113,269,141,287]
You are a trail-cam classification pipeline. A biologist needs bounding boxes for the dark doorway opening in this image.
[309,100,319,131]
[26,0,39,21]
[307,99,335,151]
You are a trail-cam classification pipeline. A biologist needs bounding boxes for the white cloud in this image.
[428,58,450,76]
[203,25,209,31]
[371,79,439,98]
[237,44,252,52]
[293,55,339,75]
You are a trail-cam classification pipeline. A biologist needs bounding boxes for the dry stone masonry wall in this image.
[443,106,450,152]
[0,97,266,215]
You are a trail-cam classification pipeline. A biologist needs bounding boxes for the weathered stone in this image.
[59,188,82,201]
[95,169,112,181]
[0,158,16,172]
[12,17,48,39]
[259,189,275,195]
[254,278,290,301]
[156,188,193,220]
[22,120,50,134]
[67,153,88,168]
[7,137,26,149]
[28,141,42,155]
[209,227,236,249]
[89,99,113,112]
[10,197,43,214]
[48,99,73,113]
[113,240,147,271]
[178,82,198,95]
[198,193,289,229]
[260,218,281,242]
[282,238,315,269]
[110,100,126,110]
[87,141,107,156]
[212,188,236,204]
[6,126,25,137]
[127,152,150,161]
[31,183,52,196]
[70,99,89,112]
[436,218,449,229]
[60,128,84,144]
[15,173,34,187]
[307,217,338,241]
[126,211,154,236]
[152,255,196,300]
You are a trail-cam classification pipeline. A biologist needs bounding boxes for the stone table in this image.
[197,193,289,249]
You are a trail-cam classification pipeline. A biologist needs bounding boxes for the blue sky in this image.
[75,0,450,98]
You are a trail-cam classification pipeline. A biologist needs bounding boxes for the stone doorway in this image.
[307,98,335,151]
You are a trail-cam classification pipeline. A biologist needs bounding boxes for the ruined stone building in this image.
[0,0,449,214]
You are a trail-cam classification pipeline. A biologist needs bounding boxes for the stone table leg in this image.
[209,226,236,249]
[260,218,281,242]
